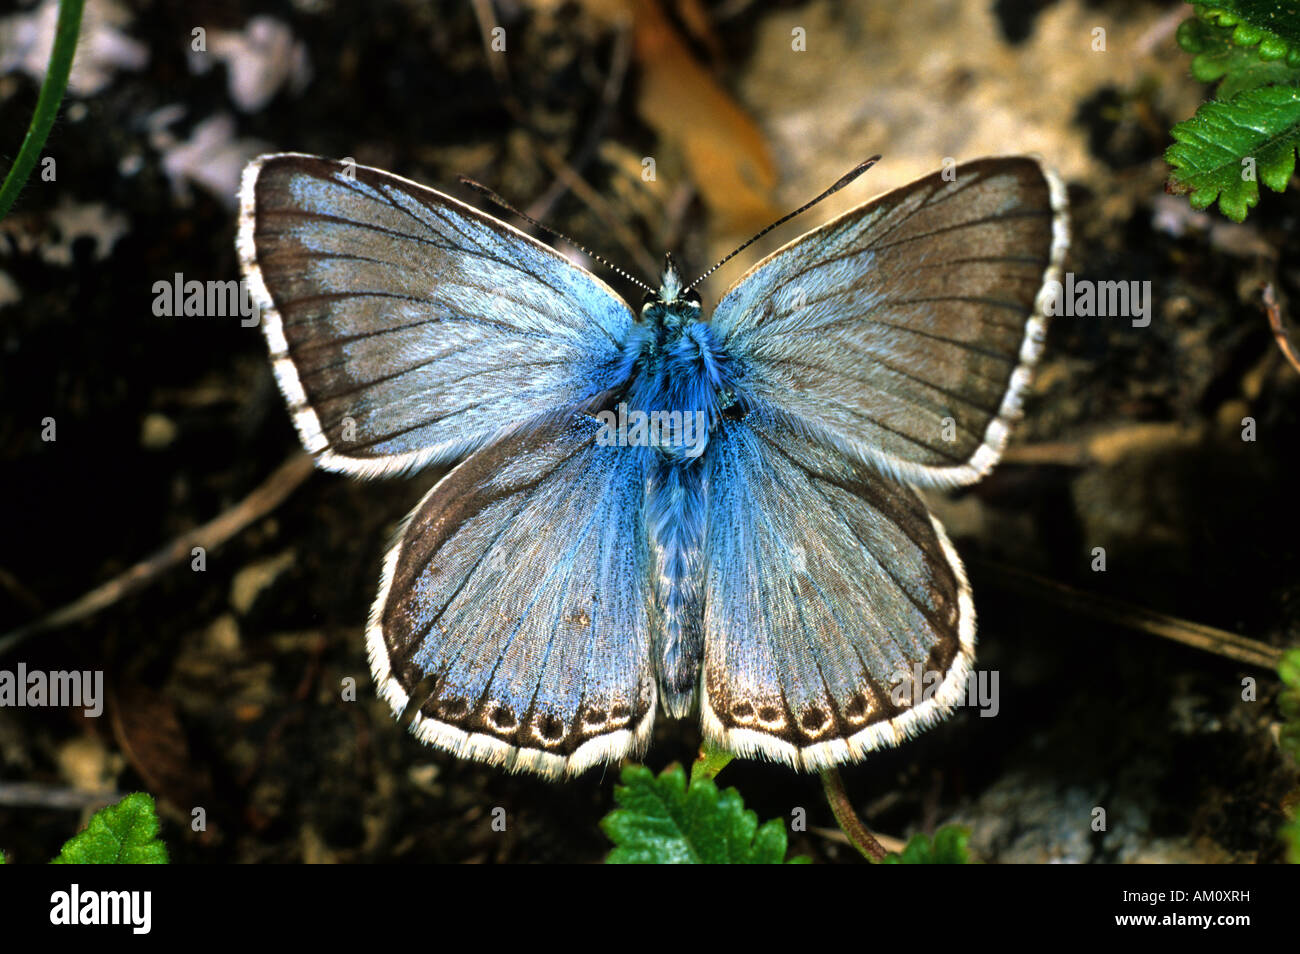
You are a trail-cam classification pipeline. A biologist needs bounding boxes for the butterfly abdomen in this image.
[647,457,705,717]
[626,313,736,717]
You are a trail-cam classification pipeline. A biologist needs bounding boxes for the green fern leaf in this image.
[602,764,806,864]
[881,826,972,864]
[1165,84,1300,220]
[51,793,169,864]
[1178,17,1300,96]
[1195,3,1300,65]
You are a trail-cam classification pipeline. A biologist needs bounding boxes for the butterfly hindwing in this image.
[238,153,635,477]
[700,407,974,770]
[369,413,657,777]
[711,157,1068,488]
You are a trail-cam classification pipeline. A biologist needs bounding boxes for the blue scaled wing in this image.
[368,413,657,777]
[700,408,975,770]
[238,154,635,477]
[711,157,1069,488]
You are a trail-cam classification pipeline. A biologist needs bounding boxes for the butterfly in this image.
[237,153,1068,777]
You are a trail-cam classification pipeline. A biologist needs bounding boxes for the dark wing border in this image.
[712,157,1070,489]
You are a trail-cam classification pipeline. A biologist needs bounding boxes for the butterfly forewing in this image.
[700,407,973,769]
[370,413,657,777]
[238,154,635,477]
[711,157,1068,488]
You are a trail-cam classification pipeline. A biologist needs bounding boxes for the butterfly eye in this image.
[683,288,702,308]
[720,392,746,421]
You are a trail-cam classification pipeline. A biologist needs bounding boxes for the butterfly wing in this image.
[710,157,1068,488]
[369,413,656,777]
[701,407,973,769]
[238,154,635,477]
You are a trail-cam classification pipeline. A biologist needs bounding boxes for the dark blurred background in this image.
[0,0,1297,862]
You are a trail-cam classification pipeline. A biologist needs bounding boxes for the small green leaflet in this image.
[51,793,169,865]
[1178,17,1300,98]
[1193,2,1300,61]
[1165,3,1300,219]
[602,764,807,864]
[881,826,971,864]
[1165,85,1300,221]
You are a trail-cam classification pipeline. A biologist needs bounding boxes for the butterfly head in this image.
[641,253,701,325]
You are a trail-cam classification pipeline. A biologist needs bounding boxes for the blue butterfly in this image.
[237,154,1068,777]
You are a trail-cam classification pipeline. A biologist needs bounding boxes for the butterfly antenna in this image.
[685,155,882,291]
[458,176,654,293]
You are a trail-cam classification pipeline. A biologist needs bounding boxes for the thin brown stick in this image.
[0,451,315,656]
[811,825,906,855]
[526,24,632,223]
[976,558,1283,670]
[1262,282,1300,374]
[821,767,888,862]
[469,0,510,88]
[0,781,121,811]
[468,0,657,280]
[527,138,661,280]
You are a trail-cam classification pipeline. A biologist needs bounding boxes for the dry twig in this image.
[0,452,315,656]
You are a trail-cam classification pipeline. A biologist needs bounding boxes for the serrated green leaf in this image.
[931,825,972,863]
[1179,17,1300,96]
[893,833,935,864]
[1196,3,1300,53]
[881,826,971,864]
[601,764,805,864]
[51,793,168,864]
[1166,84,1300,220]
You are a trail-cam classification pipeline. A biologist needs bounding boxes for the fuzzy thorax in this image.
[617,258,743,716]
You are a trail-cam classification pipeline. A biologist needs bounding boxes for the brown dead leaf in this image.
[630,0,779,235]
[109,681,214,830]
